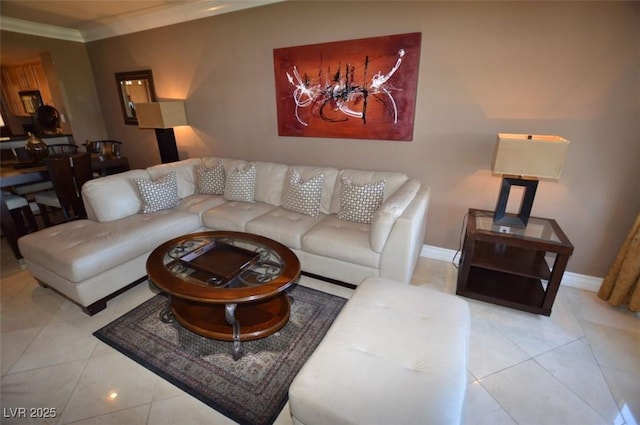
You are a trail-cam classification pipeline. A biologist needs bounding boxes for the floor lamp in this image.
[137,101,188,163]
[492,133,570,228]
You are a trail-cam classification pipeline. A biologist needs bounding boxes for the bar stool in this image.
[1,192,38,235]
[35,152,93,227]
[85,140,122,158]
[48,144,79,156]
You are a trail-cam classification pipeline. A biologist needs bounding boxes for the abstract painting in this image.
[274,33,422,141]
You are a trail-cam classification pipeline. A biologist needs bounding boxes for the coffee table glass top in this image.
[163,234,286,289]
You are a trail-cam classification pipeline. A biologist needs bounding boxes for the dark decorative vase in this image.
[25,132,48,162]
[35,105,61,134]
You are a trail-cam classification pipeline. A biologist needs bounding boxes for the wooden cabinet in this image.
[1,61,54,116]
[456,209,574,316]
[1,70,23,116]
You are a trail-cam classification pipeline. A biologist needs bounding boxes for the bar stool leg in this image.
[9,209,28,234]
[22,205,38,233]
[38,203,53,227]
[8,205,38,235]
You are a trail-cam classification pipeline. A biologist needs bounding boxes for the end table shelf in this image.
[457,209,574,316]
[464,268,546,309]
[471,241,552,280]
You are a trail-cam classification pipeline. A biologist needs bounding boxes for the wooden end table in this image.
[456,209,574,316]
[146,231,301,359]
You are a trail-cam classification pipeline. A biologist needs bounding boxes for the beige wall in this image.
[6,1,640,278]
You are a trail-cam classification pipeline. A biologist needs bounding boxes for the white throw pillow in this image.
[195,162,225,195]
[223,164,256,203]
[337,177,385,224]
[135,171,180,213]
[282,170,324,217]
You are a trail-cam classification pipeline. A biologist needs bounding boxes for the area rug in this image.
[93,284,346,425]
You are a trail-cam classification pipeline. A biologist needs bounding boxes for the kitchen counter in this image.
[0,134,75,150]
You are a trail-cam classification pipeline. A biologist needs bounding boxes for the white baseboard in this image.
[420,244,602,293]
[557,272,603,293]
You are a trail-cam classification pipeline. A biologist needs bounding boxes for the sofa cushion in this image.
[147,158,200,198]
[135,171,180,213]
[302,215,380,268]
[201,156,224,168]
[288,165,339,215]
[337,177,385,224]
[224,164,256,203]
[252,161,289,205]
[175,194,227,218]
[82,169,149,222]
[195,162,225,194]
[282,169,324,217]
[246,207,323,249]
[202,201,276,232]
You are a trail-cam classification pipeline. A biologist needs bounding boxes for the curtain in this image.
[598,212,640,312]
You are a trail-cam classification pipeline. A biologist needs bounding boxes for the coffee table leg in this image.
[160,296,175,323]
[225,303,243,360]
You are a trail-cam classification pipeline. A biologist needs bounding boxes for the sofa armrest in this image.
[82,169,149,222]
[379,186,430,283]
[370,179,421,253]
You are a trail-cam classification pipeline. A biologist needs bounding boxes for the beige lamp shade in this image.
[136,101,187,129]
[492,133,570,180]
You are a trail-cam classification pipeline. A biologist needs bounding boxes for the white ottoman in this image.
[289,277,470,425]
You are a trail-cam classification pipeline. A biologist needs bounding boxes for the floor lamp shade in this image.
[136,102,187,129]
[492,133,570,227]
[137,102,187,163]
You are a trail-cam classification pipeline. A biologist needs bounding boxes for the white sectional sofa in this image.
[18,157,429,314]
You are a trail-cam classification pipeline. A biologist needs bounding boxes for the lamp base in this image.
[493,176,538,228]
[155,128,180,163]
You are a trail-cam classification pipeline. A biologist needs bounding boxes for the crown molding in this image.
[0,16,84,43]
[0,0,284,43]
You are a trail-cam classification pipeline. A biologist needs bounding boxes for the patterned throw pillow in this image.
[337,177,385,224]
[223,164,256,202]
[135,171,180,213]
[282,170,324,217]
[195,162,225,195]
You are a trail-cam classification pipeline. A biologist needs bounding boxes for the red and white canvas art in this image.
[274,32,422,141]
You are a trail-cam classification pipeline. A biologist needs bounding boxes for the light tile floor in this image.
[1,237,638,425]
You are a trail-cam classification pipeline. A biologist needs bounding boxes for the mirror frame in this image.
[115,70,156,125]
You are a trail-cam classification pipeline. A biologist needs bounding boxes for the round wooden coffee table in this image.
[146,231,301,359]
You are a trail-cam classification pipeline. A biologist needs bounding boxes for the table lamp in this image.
[136,101,188,163]
[492,133,569,227]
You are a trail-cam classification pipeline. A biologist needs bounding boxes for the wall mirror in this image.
[115,70,156,125]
